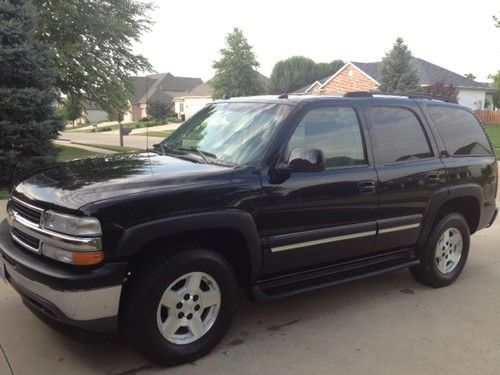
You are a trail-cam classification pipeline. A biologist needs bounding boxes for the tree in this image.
[490,71,500,109]
[211,28,263,99]
[314,60,344,81]
[270,56,317,93]
[61,96,82,126]
[378,37,420,92]
[32,0,153,114]
[0,0,63,186]
[421,81,459,102]
[107,103,127,147]
[147,101,169,120]
[464,73,476,80]
[270,57,345,94]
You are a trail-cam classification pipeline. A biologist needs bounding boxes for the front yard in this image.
[484,125,500,156]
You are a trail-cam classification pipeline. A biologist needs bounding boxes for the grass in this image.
[56,144,101,162]
[70,142,139,153]
[484,125,500,158]
[484,124,500,145]
[135,130,173,138]
[0,188,9,200]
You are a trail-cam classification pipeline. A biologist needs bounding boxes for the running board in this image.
[252,249,419,300]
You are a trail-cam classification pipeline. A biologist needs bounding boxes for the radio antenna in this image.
[145,76,149,150]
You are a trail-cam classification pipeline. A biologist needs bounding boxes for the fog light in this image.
[41,243,104,265]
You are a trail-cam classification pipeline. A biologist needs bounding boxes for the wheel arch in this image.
[418,184,483,246]
[114,210,262,284]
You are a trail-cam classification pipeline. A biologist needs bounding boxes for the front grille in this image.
[12,199,42,224]
[11,228,40,252]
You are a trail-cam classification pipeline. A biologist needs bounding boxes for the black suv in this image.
[0,93,497,366]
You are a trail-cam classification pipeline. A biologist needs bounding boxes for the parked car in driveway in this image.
[0,92,497,366]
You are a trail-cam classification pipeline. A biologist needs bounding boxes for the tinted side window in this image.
[370,106,432,164]
[288,107,366,168]
[428,106,492,156]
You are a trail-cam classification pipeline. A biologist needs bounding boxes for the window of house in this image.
[428,106,492,156]
[287,107,366,168]
[179,102,184,112]
[370,106,432,164]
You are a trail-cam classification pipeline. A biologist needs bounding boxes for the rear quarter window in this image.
[428,106,492,156]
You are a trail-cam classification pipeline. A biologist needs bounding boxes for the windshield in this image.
[161,102,292,166]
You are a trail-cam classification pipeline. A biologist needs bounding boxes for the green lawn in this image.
[484,125,500,157]
[135,130,173,138]
[0,188,9,200]
[56,144,101,162]
[70,142,138,153]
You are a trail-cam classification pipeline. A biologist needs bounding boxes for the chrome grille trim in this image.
[6,199,102,253]
[11,229,41,253]
[11,196,44,224]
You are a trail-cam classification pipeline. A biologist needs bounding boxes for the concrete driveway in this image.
[0,199,499,375]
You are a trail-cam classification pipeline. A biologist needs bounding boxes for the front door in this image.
[261,104,379,276]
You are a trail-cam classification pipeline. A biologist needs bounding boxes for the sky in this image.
[135,0,500,82]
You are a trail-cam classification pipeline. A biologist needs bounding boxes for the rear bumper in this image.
[0,219,127,332]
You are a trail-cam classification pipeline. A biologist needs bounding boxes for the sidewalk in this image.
[54,140,117,154]
[59,132,164,150]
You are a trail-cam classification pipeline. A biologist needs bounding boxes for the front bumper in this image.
[0,219,127,332]
[487,207,498,228]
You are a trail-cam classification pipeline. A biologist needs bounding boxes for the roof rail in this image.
[343,91,458,104]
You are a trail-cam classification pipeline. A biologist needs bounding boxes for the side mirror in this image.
[279,147,326,173]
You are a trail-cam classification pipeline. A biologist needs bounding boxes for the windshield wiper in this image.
[155,144,234,166]
[177,147,217,164]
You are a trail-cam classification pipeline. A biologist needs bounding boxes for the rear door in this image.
[366,100,446,251]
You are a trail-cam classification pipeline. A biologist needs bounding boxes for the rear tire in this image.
[122,249,238,366]
[410,213,470,288]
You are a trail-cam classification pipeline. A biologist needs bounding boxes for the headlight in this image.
[41,211,102,236]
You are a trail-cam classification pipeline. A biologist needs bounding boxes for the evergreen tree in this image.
[211,28,263,99]
[0,0,63,186]
[378,38,419,92]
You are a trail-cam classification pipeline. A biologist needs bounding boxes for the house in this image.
[173,72,271,120]
[294,58,495,110]
[80,101,109,124]
[174,82,214,120]
[126,73,202,122]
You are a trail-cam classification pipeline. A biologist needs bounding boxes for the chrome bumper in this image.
[3,259,122,321]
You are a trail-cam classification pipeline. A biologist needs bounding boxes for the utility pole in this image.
[119,122,123,147]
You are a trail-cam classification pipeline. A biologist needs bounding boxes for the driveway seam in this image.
[0,342,14,375]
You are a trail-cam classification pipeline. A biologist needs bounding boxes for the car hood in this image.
[13,152,233,210]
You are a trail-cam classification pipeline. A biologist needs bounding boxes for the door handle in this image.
[425,173,440,185]
[358,180,376,194]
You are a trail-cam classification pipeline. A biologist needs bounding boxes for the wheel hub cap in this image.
[156,272,221,345]
[435,227,463,274]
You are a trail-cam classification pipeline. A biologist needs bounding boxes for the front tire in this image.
[410,213,470,288]
[122,249,238,366]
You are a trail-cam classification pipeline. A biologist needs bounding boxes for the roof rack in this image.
[343,91,458,104]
